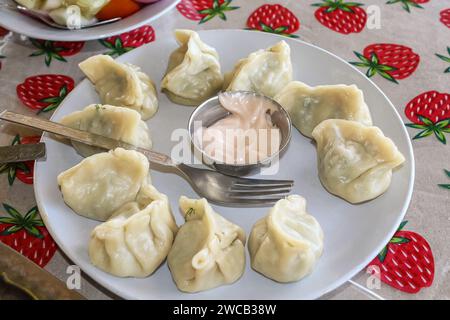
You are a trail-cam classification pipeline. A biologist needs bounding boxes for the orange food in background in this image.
[96,0,141,20]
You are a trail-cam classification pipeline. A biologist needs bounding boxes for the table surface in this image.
[0,0,448,300]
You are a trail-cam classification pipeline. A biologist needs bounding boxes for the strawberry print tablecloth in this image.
[0,0,448,300]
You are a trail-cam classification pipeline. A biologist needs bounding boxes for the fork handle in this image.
[0,110,175,167]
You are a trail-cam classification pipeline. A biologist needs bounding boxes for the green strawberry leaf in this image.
[438,184,450,189]
[12,134,21,146]
[114,37,123,49]
[419,115,434,126]
[59,85,68,98]
[377,246,388,263]
[0,224,23,236]
[436,119,450,129]
[405,123,428,129]
[398,220,408,231]
[99,39,114,49]
[436,53,450,63]
[24,225,43,239]
[377,64,397,71]
[0,217,18,224]
[412,128,433,140]
[369,53,377,64]
[52,53,67,63]
[274,26,289,33]
[24,206,38,222]
[31,219,45,227]
[15,162,29,173]
[8,166,16,186]
[353,51,371,64]
[349,62,369,67]
[29,50,45,57]
[433,128,447,144]
[366,67,376,78]
[2,203,23,220]
[377,70,398,83]
[445,169,450,178]
[390,236,410,244]
[260,22,274,33]
[39,97,61,104]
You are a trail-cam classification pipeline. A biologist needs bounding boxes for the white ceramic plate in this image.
[0,0,179,41]
[34,30,414,300]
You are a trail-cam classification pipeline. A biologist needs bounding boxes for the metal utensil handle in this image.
[0,110,174,167]
[0,143,46,163]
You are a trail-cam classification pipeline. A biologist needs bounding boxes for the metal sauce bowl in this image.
[188,91,292,176]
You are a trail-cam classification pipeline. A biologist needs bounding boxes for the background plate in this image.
[34,29,414,300]
[0,0,179,41]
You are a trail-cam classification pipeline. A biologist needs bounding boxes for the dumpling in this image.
[311,119,405,203]
[79,55,158,120]
[248,195,323,283]
[161,29,224,106]
[167,196,246,293]
[89,184,178,277]
[57,148,151,221]
[224,41,293,98]
[274,81,372,138]
[59,104,152,157]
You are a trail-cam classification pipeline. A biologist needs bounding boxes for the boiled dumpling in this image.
[167,196,246,293]
[274,81,372,138]
[57,148,151,221]
[59,104,152,157]
[89,184,178,277]
[161,30,224,106]
[224,41,293,98]
[248,195,323,283]
[312,119,405,203]
[79,55,158,120]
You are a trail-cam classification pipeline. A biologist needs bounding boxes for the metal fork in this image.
[0,4,121,30]
[0,111,293,206]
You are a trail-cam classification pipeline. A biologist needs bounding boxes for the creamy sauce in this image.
[195,92,281,165]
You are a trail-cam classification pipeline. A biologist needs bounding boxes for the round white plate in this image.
[34,29,414,300]
[0,0,179,41]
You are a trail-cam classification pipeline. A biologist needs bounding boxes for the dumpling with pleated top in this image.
[89,184,178,277]
[161,29,224,106]
[79,54,158,120]
[59,104,152,157]
[248,195,324,283]
[274,81,373,138]
[312,119,405,204]
[223,41,293,98]
[57,148,151,221]
[167,196,246,293]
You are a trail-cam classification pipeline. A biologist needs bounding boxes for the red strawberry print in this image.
[350,43,420,83]
[17,74,74,113]
[404,91,450,144]
[368,221,434,293]
[0,27,9,37]
[440,8,450,28]
[247,4,300,38]
[177,0,239,24]
[311,0,367,35]
[386,0,429,13]
[0,204,57,268]
[99,25,155,57]
[0,135,40,185]
[30,39,84,66]
[438,169,450,190]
